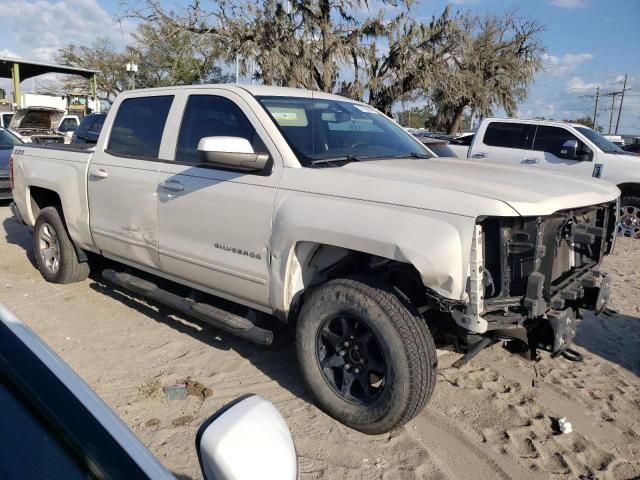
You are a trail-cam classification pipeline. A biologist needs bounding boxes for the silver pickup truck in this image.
[9,85,619,434]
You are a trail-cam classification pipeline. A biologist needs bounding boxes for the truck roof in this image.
[483,117,592,130]
[120,84,367,105]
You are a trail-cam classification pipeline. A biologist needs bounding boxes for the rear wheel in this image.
[618,196,640,239]
[296,277,437,434]
[33,207,90,284]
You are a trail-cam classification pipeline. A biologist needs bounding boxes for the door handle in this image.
[159,180,184,192]
[521,158,539,164]
[90,168,109,178]
[471,152,487,159]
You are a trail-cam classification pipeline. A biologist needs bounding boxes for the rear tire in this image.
[296,277,437,434]
[33,206,90,284]
[619,196,640,239]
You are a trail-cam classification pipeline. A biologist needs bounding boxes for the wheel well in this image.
[29,187,62,219]
[617,183,640,199]
[286,242,428,318]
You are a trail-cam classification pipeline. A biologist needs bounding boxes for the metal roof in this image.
[0,57,98,81]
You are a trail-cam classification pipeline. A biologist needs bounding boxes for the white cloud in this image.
[0,48,21,59]
[566,76,598,91]
[0,0,135,62]
[549,0,587,8]
[542,53,593,75]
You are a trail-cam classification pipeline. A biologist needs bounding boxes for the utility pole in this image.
[608,93,616,135]
[592,86,599,131]
[615,73,628,134]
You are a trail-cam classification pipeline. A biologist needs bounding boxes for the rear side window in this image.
[108,96,173,159]
[90,115,106,133]
[483,122,533,149]
[176,95,266,164]
[533,126,580,156]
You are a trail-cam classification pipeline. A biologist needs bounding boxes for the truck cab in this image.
[468,118,640,238]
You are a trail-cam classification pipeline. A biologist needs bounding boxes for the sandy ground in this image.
[1,203,639,480]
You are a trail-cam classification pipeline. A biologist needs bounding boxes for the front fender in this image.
[269,189,476,316]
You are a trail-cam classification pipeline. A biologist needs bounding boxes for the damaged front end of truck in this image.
[436,200,618,367]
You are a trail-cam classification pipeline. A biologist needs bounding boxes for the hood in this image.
[9,108,65,132]
[281,158,620,218]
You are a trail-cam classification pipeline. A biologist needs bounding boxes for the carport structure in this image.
[0,57,98,107]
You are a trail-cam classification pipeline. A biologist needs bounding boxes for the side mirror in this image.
[197,136,269,172]
[558,139,578,160]
[196,395,298,480]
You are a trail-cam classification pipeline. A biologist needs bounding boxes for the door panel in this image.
[88,94,174,269]
[157,166,275,306]
[529,125,595,177]
[88,155,160,268]
[473,121,535,166]
[156,92,281,308]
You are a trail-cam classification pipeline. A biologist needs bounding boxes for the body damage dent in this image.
[268,192,475,318]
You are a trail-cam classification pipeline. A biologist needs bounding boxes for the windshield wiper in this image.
[398,152,432,159]
[309,152,430,167]
[310,155,365,167]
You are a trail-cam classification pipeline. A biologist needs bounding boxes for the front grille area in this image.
[32,136,64,144]
[480,201,617,314]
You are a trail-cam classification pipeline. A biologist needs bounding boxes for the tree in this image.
[132,22,232,87]
[396,106,435,128]
[122,0,409,92]
[431,11,545,134]
[56,24,232,105]
[340,8,454,115]
[56,39,130,103]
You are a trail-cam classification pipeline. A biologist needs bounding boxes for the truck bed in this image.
[11,144,95,253]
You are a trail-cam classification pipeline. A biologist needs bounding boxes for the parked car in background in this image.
[414,135,457,157]
[622,143,640,155]
[8,107,79,144]
[0,128,23,199]
[466,118,640,238]
[0,111,14,129]
[0,304,298,480]
[444,133,475,158]
[603,134,625,148]
[72,113,106,144]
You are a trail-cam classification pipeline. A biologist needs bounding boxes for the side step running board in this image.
[102,269,274,346]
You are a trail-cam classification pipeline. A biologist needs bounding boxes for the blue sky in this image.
[0,0,639,134]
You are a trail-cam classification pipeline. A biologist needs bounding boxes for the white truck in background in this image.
[9,85,618,434]
[466,118,640,238]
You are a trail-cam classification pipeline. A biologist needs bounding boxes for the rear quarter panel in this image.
[12,146,95,251]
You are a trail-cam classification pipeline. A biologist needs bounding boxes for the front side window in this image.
[58,118,78,132]
[108,96,173,159]
[483,122,534,149]
[2,113,13,127]
[532,126,583,156]
[257,96,428,166]
[176,95,266,164]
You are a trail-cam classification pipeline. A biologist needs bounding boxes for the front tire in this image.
[33,206,90,284]
[296,277,437,434]
[619,196,640,239]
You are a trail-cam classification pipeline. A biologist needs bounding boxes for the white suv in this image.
[468,118,639,238]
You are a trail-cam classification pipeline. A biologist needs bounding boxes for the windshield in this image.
[575,127,625,154]
[257,96,430,166]
[0,129,23,149]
